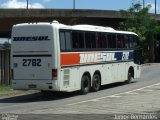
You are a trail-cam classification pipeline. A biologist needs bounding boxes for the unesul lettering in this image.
[13,36,50,41]
[80,52,117,63]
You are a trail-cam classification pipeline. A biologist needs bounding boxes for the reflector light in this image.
[52,69,57,79]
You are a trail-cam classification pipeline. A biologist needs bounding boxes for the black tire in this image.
[92,74,101,92]
[126,71,133,84]
[80,75,90,94]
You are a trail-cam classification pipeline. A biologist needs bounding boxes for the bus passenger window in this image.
[133,35,138,47]
[91,33,96,48]
[124,35,129,48]
[101,34,108,48]
[85,32,92,48]
[129,35,139,48]
[117,34,125,48]
[108,34,111,48]
[78,32,84,49]
[129,35,133,48]
[96,33,107,49]
[60,31,66,50]
[72,31,84,49]
[60,31,72,51]
[112,34,117,48]
[85,32,96,49]
[65,32,71,50]
[72,32,78,49]
[97,33,102,48]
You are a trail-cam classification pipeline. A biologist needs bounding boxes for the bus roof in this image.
[60,25,137,36]
[14,21,138,36]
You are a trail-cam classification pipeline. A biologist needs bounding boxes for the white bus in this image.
[11,21,141,94]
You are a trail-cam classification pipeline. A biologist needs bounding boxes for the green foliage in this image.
[0,85,11,93]
[119,2,160,62]
[2,42,11,50]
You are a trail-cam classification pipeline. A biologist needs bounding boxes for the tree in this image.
[119,2,160,62]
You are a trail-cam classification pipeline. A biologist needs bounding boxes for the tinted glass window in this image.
[117,34,125,48]
[112,34,117,48]
[60,30,138,51]
[97,33,108,48]
[65,32,71,50]
[72,31,84,49]
[133,35,138,47]
[91,33,96,48]
[129,35,134,48]
[60,31,71,51]
[97,33,102,48]
[85,32,92,48]
[129,35,139,48]
[108,33,117,48]
[124,35,130,48]
[60,31,65,50]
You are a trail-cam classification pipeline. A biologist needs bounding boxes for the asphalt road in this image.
[0,63,160,119]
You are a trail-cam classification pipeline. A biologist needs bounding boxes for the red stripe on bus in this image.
[61,53,80,66]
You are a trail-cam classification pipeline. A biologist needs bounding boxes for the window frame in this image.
[59,29,139,52]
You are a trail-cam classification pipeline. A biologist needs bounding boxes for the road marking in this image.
[67,99,94,106]
[67,82,160,106]
[89,99,100,102]
[108,95,122,98]
[150,86,160,89]
[124,92,139,95]
[139,89,153,92]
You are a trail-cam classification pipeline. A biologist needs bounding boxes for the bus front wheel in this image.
[126,70,134,84]
[80,75,90,94]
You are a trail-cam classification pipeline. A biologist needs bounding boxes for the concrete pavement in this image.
[22,82,160,115]
[0,64,160,120]
[6,82,159,120]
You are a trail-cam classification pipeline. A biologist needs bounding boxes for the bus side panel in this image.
[134,65,141,79]
[60,67,80,92]
[79,64,117,88]
[102,62,127,84]
[101,64,116,85]
[101,64,113,85]
[117,63,125,82]
[79,65,94,87]
[58,62,140,92]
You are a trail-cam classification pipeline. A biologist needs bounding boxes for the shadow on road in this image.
[101,81,137,90]
[0,81,137,103]
[0,91,79,103]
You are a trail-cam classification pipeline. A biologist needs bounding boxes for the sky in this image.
[0,0,159,14]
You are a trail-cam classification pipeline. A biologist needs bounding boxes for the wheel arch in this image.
[128,66,134,78]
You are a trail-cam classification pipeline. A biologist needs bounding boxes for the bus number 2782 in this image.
[22,59,41,67]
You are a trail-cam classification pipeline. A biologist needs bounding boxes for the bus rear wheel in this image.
[80,75,90,94]
[92,74,101,92]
